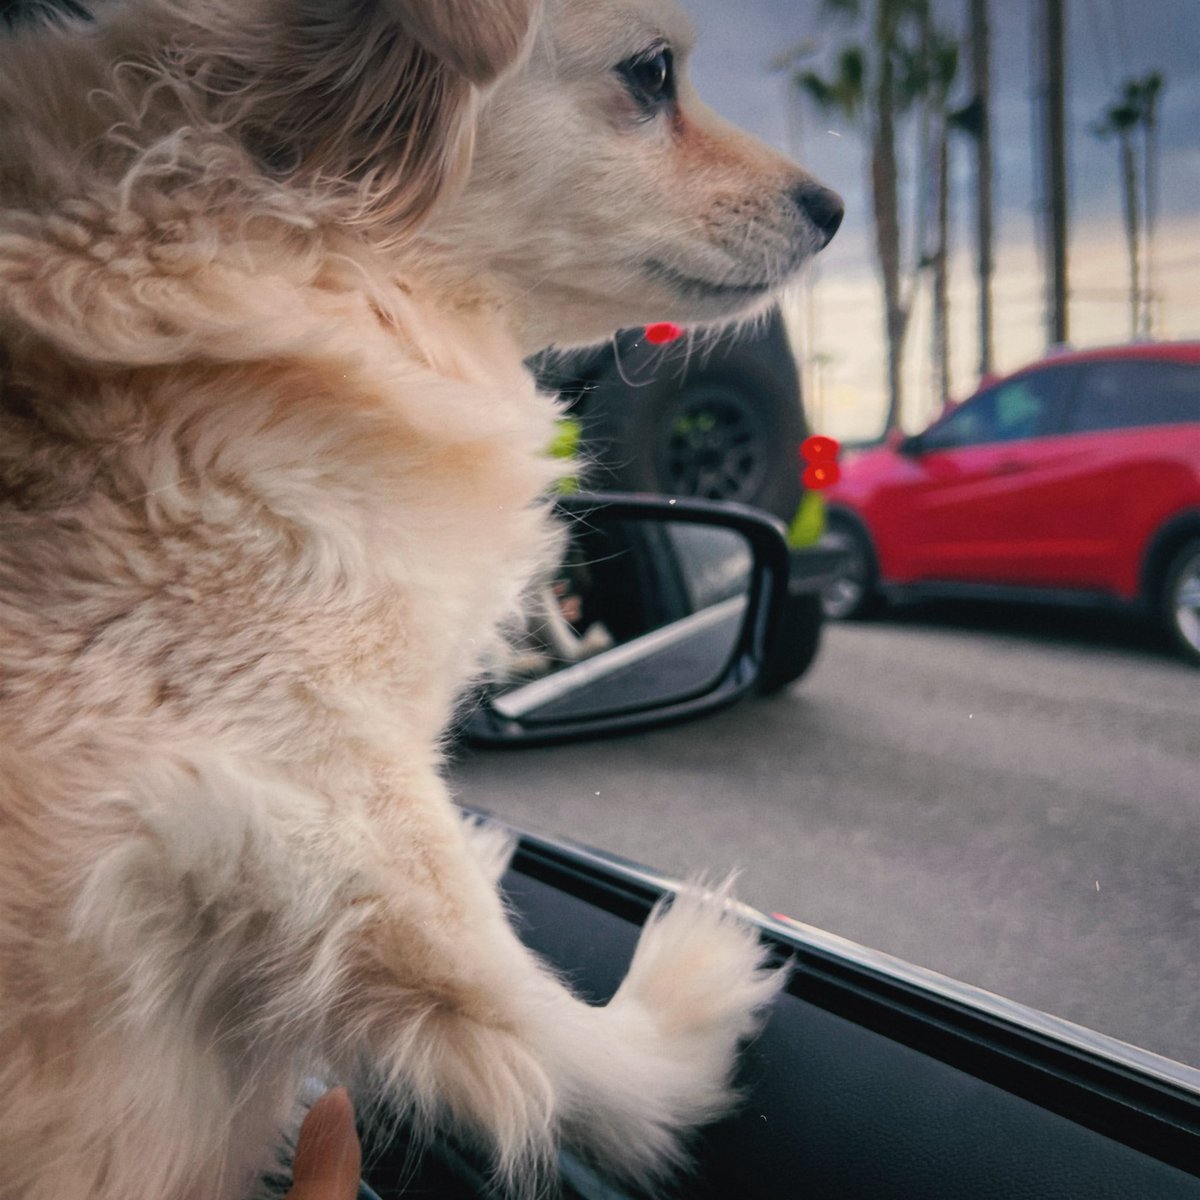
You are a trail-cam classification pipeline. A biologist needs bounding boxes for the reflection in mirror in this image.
[486,518,754,726]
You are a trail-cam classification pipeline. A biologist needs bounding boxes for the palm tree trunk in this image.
[1141,92,1159,338]
[970,0,994,375]
[1042,0,1069,345]
[872,2,908,432]
[933,119,951,408]
[1120,132,1140,339]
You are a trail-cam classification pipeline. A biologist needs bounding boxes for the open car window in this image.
[455,0,1200,1090]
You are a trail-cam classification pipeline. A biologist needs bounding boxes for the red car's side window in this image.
[1066,361,1200,433]
[921,365,1076,452]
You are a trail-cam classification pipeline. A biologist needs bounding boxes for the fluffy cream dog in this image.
[0,1,843,1197]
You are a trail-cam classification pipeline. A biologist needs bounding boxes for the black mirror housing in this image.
[460,493,791,746]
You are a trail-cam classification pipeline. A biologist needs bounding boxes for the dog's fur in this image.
[0,1,840,1196]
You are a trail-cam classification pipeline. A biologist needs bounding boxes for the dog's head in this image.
[193,0,841,350]
[2,0,841,355]
[439,0,843,349]
[409,0,843,349]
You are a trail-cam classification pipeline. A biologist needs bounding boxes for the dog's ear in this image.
[188,0,542,241]
[389,0,541,86]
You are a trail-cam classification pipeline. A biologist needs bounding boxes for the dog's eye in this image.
[618,47,675,111]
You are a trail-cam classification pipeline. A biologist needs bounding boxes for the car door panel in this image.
[864,366,1081,587]
[882,442,1057,584]
[1058,360,1200,598]
[997,425,1200,596]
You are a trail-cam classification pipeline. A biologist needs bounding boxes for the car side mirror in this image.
[460,494,790,746]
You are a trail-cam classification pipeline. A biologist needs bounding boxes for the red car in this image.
[820,342,1200,664]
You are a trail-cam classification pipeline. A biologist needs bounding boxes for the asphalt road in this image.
[449,602,1200,1069]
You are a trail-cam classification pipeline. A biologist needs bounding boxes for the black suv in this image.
[531,308,845,692]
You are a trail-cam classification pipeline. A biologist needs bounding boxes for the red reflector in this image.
[803,462,841,489]
[644,322,684,344]
[800,435,840,463]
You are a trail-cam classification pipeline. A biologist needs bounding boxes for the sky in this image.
[679,0,1200,439]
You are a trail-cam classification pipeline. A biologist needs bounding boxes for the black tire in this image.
[757,592,823,695]
[820,515,880,621]
[1161,538,1200,666]
[577,313,807,524]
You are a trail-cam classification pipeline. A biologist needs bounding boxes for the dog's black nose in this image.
[793,183,844,249]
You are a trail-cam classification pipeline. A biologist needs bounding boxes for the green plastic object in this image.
[549,415,583,494]
[787,490,826,549]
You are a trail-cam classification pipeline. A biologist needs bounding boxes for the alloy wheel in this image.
[660,393,768,504]
[1168,542,1200,663]
[821,524,873,620]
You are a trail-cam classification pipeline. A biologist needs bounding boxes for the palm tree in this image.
[922,25,960,410]
[951,0,993,380]
[1094,87,1143,338]
[794,0,956,433]
[1093,73,1164,339]
[1135,73,1164,337]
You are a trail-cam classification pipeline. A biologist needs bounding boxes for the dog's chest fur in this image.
[0,221,565,769]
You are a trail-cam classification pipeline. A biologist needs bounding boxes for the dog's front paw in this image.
[561,880,786,1181]
[616,881,786,1075]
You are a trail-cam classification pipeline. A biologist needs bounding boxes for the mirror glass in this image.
[483,517,754,726]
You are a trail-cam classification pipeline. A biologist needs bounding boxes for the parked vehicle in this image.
[819,342,1200,663]
[534,310,811,521]
[361,500,1200,1199]
[532,309,845,692]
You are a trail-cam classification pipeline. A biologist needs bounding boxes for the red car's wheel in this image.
[1162,538,1200,666]
[820,516,880,621]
